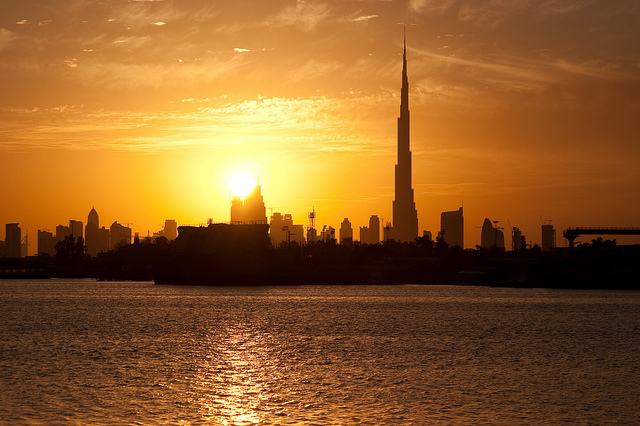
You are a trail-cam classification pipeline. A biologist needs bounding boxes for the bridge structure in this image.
[562,227,640,247]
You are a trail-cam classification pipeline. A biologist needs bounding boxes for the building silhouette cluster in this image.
[1,34,573,261]
[1,209,178,259]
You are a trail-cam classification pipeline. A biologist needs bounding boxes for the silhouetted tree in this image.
[591,237,617,248]
[415,235,435,255]
[55,235,87,264]
[434,235,449,257]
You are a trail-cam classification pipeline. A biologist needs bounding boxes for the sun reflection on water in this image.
[194,324,278,425]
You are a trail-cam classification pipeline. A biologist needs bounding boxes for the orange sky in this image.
[2,0,640,253]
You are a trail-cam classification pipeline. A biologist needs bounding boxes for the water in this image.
[1,280,639,425]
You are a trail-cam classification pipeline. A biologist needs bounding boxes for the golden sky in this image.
[2,0,640,252]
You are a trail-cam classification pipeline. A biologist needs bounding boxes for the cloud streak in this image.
[267,1,331,32]
[0,94,398,155]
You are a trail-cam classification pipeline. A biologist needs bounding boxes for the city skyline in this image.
[2,1,640,252]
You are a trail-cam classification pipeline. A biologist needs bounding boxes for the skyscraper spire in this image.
[401,26,409,118]
[391,28,418,242]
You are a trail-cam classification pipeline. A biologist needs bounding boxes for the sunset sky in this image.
[2,0,640,252]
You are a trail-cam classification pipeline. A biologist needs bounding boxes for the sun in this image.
[229,172,255,197]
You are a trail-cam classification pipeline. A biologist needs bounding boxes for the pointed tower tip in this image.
[403,25,408,62]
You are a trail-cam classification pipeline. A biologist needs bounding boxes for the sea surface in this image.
[1,280,639,425]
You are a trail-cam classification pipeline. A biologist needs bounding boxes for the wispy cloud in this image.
[458,0,530,29]
[538,0,596,15]
[0,28,14,50]
[0,94,397,154]
[410,0,631,27]
[288,59,344,83]
[412,46,634,92]
[409,0,456,16]
[267,1,331,32]
[352,14,378,22]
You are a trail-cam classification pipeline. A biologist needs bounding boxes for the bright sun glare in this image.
[229,172,255,197]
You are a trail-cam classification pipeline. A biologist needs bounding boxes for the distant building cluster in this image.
[1,36,562,260]
[1,208,179,259]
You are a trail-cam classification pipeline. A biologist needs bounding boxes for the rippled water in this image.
[1,280,639,424]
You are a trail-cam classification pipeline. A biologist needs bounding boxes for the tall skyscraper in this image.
[5,223,21,258]
[37,230,56,256]
[541,224,556,251]
[360,215,381,245]
[481,218,505,249]
[88,207,99,227]
[440,207,464,248]
[391,30,419,242]
[85,207,109,256]
[339,218,353,244]
[110,221,132,249]
[230,185,267,225]
[69,220,83,240]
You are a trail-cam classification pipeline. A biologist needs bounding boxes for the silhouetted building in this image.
[164,220,178,240]
[542,223,556,251]
[21,234,28,257]
[423,230,433,241]
[88,208,98,227]
[480,218,505,249]
[390,32,418,242]
[307,227,318,243]
[339,218,353,244]
[440,207,464,248]
[56,224,71,242]
[269,212,304,246]
[321,226,336,243]
[5,223,21,258]
[38,230,56,256]
[85,207,98,251]
[85,208,109,256]
[382,221,393,242]
[110,221,132,249]
[230,185,267,225]
[512,227,526,251]
[69,220,83,240]
[360,215,381,245]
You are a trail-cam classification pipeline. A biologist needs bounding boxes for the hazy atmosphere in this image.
[2,0,640,252]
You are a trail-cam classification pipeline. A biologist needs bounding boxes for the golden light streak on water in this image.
[196,325,273,425]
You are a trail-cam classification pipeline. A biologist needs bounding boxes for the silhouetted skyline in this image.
[1,2,640,252]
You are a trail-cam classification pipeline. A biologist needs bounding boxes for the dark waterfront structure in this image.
[563,227,640,247]
[391,32,419,243]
